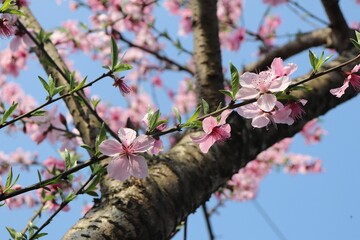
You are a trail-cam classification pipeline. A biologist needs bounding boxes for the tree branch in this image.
[321,0,350,52]
[62,47,360,239]
[190,0,224,110]
[18,7,102,148]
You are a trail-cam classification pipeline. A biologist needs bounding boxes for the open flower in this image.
[238,102,294,128]
[99,128,154,181]
[191,110,232,153]
[330,64,360,98]
[237,58,296,112]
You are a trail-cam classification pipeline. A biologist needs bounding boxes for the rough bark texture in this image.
[19,7,101,148]
[191,0,224,110]
[17,2,360,240]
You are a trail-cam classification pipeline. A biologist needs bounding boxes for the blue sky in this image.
[1,1,360,239]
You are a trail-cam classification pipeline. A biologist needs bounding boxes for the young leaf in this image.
[219,90,234,100]
[173,107,182,124]
[32,110,46,117]
[350,30,360,50]
[186,106,201,123]
[95,123,107,155]
[110,37,119,70]
[70,76,87,93]
[230,62,239,97]
[308,50,317,71]
[202,99,209,115]
[112,63,133,73]
[38,76,50,96]
[1,102,18,125]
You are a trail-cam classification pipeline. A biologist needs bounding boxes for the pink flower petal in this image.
[191,132,207,143]
[239,72,258,87]
[107,156,131,181]
[198,135,216,153]
[118,128,137,147]
[269,76,291,92]
[237,103,262,119]
[202,116,217,134]
[330,79,349,98]
[99,139,123,156]
[237,87,259,100]
[129,155,149,179]
[257,93,276,112]
[132,135,155,152]
[219,109,232,125]
[351,64,360,73]
[252,114,270,128]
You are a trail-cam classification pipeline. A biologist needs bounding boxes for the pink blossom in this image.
[220,27,246,51]
[258,15,281,47]
[179,8,192,35]
[330,64,360,98]
[163,0,181,14]
[191,110,232,153]
[286,99,307,120]
[301,118,327,144]
[10,28,33,51]
[237,102,294,128]
[262,0,288,6]
[285,154,322,174]
[237,69,291,112]
[0,14,15,38]
[142,112,166,154]
[113,76,132,96]
[270,57,297,77]
[99,128,155,181]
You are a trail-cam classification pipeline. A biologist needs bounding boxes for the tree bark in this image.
[17,2,360,240]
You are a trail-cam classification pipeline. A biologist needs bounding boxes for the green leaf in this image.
[52,85,66,97]
[70,76,87,93]
[0,0,12,12]
[181,120,202,129]
[201,99,209,115]
[95,123,107,155]
[32,110,46,117]
[37,170,42,183]
[4,167,13,190]
[219,89,234,99]
[173,107,181,124]
[85,191,99,197]
[112,63,133,73]
[308,50,317,71]
[91,98,101,109]
[355,30,360,42]
[148,110,160,132]
[230,62,239,97]
[81,144,94,155]
[65,191,77,202]
[110,37,119,70]
[38,76,50,96]
[6,226,18,239]
[31,232,48,239]
[186,106,201,123]
[350,31,360,51]
[1,102,18,125]
[3,8,25,16]
[350,39,360,51]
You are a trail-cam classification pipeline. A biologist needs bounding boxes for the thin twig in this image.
[183,217,187,240]
[0,155,106,201]
[253,200,288,240]
[202,203,215,240]
[21,203,44,235]
[29,174,96,240]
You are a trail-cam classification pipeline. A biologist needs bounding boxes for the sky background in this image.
[1,1,360,239]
